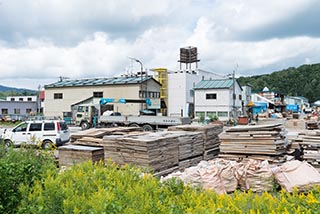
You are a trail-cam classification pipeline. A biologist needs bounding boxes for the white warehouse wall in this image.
[167,69,223,117]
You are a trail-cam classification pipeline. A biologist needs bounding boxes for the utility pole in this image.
[232,69,236,122]
[230,64,238,124]
[128,57,144,113]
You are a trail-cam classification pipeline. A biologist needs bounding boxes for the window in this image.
[93,92,103,98]
[54,93,63,99]
[59,122,68,131]
[195,112,205,118]
[44,123,55,131]
[1,109,8,114]
[77,106,89,113]
[207,112,217,117]
[27,97,32,101]
[190,90,194,97]
[206,93,217,99]
[14,108,20,114]
[239,95,242,100]
[233,94,236,100]
[218,111,228,117]
[10,98,15,101]
[26,109,32,114]
[29,123,42,131]
[14,123,28,132]
[19,98,23,101]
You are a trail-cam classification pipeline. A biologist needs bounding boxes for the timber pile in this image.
[296,130,320,167]
[67,125,223,176]
[218,123,288,163]
[102,131,207,173]
[70,127,142,142]
[102,132,180,173]
[59,145,104,166]
[168,124,223,160]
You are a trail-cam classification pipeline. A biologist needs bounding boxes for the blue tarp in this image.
[252,102,268,115]
[286,104,299,112]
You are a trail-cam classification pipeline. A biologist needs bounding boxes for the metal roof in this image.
[45,76,154,88]
[194,79,234,89]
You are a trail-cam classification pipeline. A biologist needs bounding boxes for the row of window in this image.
[206,93,242,100]
[1,109,32,115]
[196,111,229,117]
[10,97,33,101]
[54,91,161,100]
[139,91,160,98]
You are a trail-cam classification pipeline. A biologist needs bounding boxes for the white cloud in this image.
[211,0,317,33]
[1,0,320,89]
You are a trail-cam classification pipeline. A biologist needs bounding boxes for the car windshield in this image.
[14,123,28,132]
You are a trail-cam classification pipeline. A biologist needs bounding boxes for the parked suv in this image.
[1,120,70,148]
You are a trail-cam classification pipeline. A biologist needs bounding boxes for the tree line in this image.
[238,63,320,103]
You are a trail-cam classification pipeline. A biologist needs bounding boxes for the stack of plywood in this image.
[59,145,104,166]
[297,131,320,167]
[102,132,180,173]
[219,123,288,163]
[174,131,204,170]
[168,124,223,160]
[70,127,142,143]
[66,125,223,176]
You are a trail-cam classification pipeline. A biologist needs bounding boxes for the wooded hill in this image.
[0,85,36,98]
[238,63,320,103]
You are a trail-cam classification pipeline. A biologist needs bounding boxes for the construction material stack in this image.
[58,127,142,167]
[70,127,142,143]
[59,145,104,166]
[103,132,180,174]
[62,124,223,176]
[218,123,288,163]
[102,130,208,176]
[296,130,320,168]
[168,124,223,160]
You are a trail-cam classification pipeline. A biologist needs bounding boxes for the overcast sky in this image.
[1,0,320,90]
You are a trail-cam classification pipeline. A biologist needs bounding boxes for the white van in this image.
[1,120,70,148]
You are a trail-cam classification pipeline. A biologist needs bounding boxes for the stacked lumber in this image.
[70,127,142,142]
[219,123,288,163]
[67,125,223,175]
[102,132,180,172]
[297,131,320,167]
[58,145,104,166]
[168,124,223,160]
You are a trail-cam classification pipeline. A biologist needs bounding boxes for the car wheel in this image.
[81,121,90,130]
[4,139,13,147]
[42,140,55,150]
[142,124,153,132]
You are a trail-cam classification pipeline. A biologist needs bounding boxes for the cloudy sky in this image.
[1,0,320,90]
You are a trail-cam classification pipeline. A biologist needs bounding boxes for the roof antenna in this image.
[59,76,70,82]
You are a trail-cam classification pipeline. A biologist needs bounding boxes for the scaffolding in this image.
[152,68,168,116]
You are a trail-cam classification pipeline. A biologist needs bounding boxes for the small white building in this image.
[194,78,242,121]
[167,69,223,117]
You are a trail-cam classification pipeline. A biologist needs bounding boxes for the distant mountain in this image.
[0,85,36,95]
[238,63,320,103]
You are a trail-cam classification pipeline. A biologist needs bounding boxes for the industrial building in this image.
[44,76,161,118]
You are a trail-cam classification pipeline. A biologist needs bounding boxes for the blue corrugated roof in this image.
[194,79,234,89]
[45,76,154,88]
